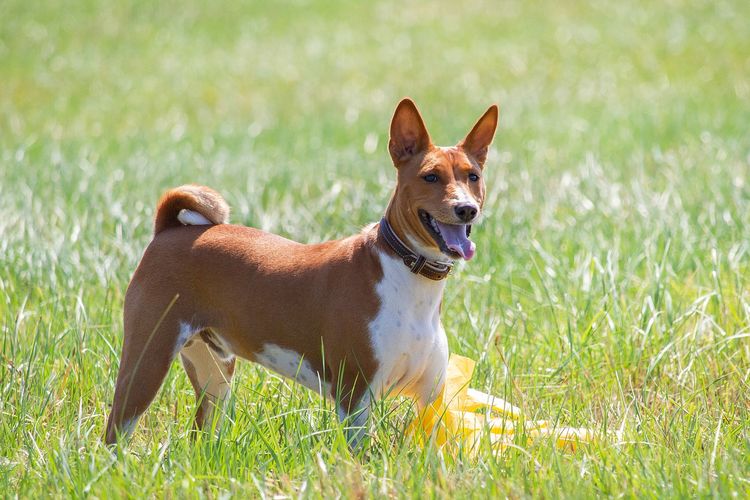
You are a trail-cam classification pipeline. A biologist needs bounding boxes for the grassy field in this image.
[2,0,750,496]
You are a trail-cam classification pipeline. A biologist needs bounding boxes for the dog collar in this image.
[378,217,453,281]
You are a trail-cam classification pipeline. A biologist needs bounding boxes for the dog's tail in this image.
[153,185,230,235]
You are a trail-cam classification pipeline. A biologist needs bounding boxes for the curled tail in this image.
[153,185,230,235]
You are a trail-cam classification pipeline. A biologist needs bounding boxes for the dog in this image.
[105,98,498,446]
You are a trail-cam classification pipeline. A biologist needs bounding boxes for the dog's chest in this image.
[367,251,446,397]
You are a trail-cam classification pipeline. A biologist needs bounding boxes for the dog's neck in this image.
[384,194,451,264]
[377,217,452,281]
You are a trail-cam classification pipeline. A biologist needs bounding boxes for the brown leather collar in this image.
[378,217,453,281]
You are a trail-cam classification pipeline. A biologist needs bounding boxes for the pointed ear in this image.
[388,98,432,165]
[459,104,498,167]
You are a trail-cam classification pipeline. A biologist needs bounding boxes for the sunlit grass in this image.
[1,0,749,496]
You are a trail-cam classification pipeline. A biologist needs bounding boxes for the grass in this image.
[1,0,749,496]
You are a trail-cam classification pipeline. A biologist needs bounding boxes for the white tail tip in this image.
[178,209,213,226]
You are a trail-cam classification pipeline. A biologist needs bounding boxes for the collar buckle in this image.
[402,254,416,268]
[409,255,427,274]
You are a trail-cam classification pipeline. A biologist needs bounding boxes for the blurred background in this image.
[3,0,749,279]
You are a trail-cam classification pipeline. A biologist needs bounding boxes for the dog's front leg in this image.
[336,391,371,449]
[412,326,450,409]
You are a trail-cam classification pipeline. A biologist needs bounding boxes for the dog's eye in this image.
[423,174,439,183]
[468,173,480,182]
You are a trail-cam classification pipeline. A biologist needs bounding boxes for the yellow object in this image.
[407,355,598,455]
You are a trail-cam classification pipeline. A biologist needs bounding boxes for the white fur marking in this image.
[337,392,371,447]
[178,209,212,226]
[368,250,449,404]
[454,186,475,206]
[120,417,138,439]
[405,234,450,263]
[175,322,198,356]
[255,344,331,396]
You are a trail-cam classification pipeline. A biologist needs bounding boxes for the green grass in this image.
[2,0,750,496]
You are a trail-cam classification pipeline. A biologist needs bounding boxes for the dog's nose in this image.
[454,204,478,222]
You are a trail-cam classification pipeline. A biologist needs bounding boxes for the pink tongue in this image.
[435,222,475,260]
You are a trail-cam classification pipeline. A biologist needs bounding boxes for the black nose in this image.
[454,204,478,222]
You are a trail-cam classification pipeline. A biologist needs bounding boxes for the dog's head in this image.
[386,98,498,261]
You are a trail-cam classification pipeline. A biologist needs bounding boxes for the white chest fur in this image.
[367,250,449,404]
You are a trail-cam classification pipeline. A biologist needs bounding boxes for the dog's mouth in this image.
[419,209,476,261]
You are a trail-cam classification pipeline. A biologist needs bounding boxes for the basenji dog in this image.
[105,98,498,446]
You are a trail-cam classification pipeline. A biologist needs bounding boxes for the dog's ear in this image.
[459,104,498,167]
[389,98,432,166]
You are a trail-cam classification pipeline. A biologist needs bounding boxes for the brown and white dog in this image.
[105,98,498,446]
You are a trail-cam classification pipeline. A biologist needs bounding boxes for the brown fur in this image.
[153,184,230,235]
[105,98,498,445]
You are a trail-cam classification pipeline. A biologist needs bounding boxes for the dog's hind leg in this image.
[179,331,235,433]
[104,300,184,445]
